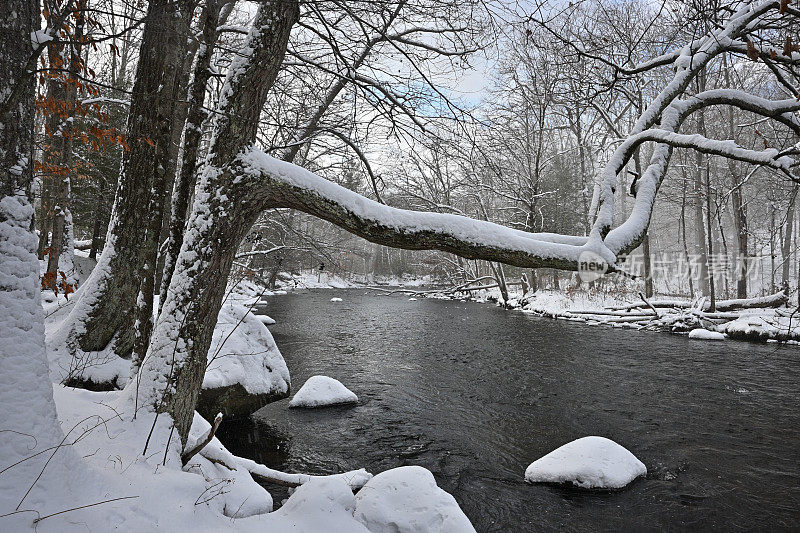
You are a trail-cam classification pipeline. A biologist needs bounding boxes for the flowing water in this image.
[217,289,800,531]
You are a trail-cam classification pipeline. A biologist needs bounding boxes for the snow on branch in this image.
[235,150,603,271]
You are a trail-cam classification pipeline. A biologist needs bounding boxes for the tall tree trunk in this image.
[159,0,224,310]
[133,0,300,445]
[723,60,748,298]
[693,148,709,296]
[782,185,798,289]
[42,1,80,279]
[131,0,195,369]
[64,0,189,357]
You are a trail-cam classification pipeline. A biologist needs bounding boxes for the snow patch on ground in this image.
[45,278,290,397]
[354,466,476,533]
[524,436,647,489]
[289,375,358,408]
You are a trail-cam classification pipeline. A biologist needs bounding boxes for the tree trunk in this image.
[133,0,300,446]
[42,3,80,279]
[132,0,195,369]
[782,185,798,289]
[1,1,83,516]
[159,0,225,310]
[65,0,189,357]
[88,176,107,259]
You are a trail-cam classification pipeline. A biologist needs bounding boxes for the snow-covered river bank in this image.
[221,289,800,531]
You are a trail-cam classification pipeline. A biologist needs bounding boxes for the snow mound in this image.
[688,328,725,340]
[204,300,289,396]
[524,436,646,489]
[330,297,343,302]
[354,466,476,533]
[289,375,358,408]
[257,314,276,325]
[408,297,418,301]
[271,477,371,532]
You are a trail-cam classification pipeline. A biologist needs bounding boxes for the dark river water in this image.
[216,289,800,531]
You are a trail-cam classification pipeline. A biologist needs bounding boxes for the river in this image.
[216,289,800,531]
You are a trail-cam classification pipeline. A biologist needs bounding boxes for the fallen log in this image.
[609,290,788,312]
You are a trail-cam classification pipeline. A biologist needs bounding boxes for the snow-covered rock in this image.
[524,436,646,489]
[688,328,725,340]
[199,296,291,419]
[330,297,343,302]
[289,375,358,408]
[270,477,371,532]
[257,314,276,325]
[354,466,476,533]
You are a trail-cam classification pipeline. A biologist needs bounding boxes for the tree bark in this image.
[67,0,189,357]
[159,0,225,310]
[132,0,196,369]
[134,0,300,446]
[782,185,798,289]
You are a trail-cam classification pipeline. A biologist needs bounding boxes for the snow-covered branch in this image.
[236,150,598,271]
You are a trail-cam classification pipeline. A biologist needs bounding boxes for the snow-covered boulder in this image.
[524,436,646,490]
[330,297,343,302]
[270,477,371,532]
[688,328,725,341]
[289,375,358,408]
[354,466,476,533]
[198,299,290,420]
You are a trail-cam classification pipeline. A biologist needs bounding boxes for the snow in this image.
[688,329,726,341]
[270,477,371,532]
[44,276,290,397]
[331,297,343,302]
[204,283,290,396]
[354,466,476,533]
[524,436,647,489]
[30,29,53,48]
[6,383,468,532]
[289,375,358,408]
[257,314,276,325]
[0,194,89,529]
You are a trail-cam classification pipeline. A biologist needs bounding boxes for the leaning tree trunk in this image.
[64,0,188,358]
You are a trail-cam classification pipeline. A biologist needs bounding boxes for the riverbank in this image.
[374,284,800,344]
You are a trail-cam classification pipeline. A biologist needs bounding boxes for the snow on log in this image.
[688,329,726,341]
[289,375,358,408]
[524,436,646,489]
[257,314,276,325]
[354,466,477,533]
[610,291,788,312]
